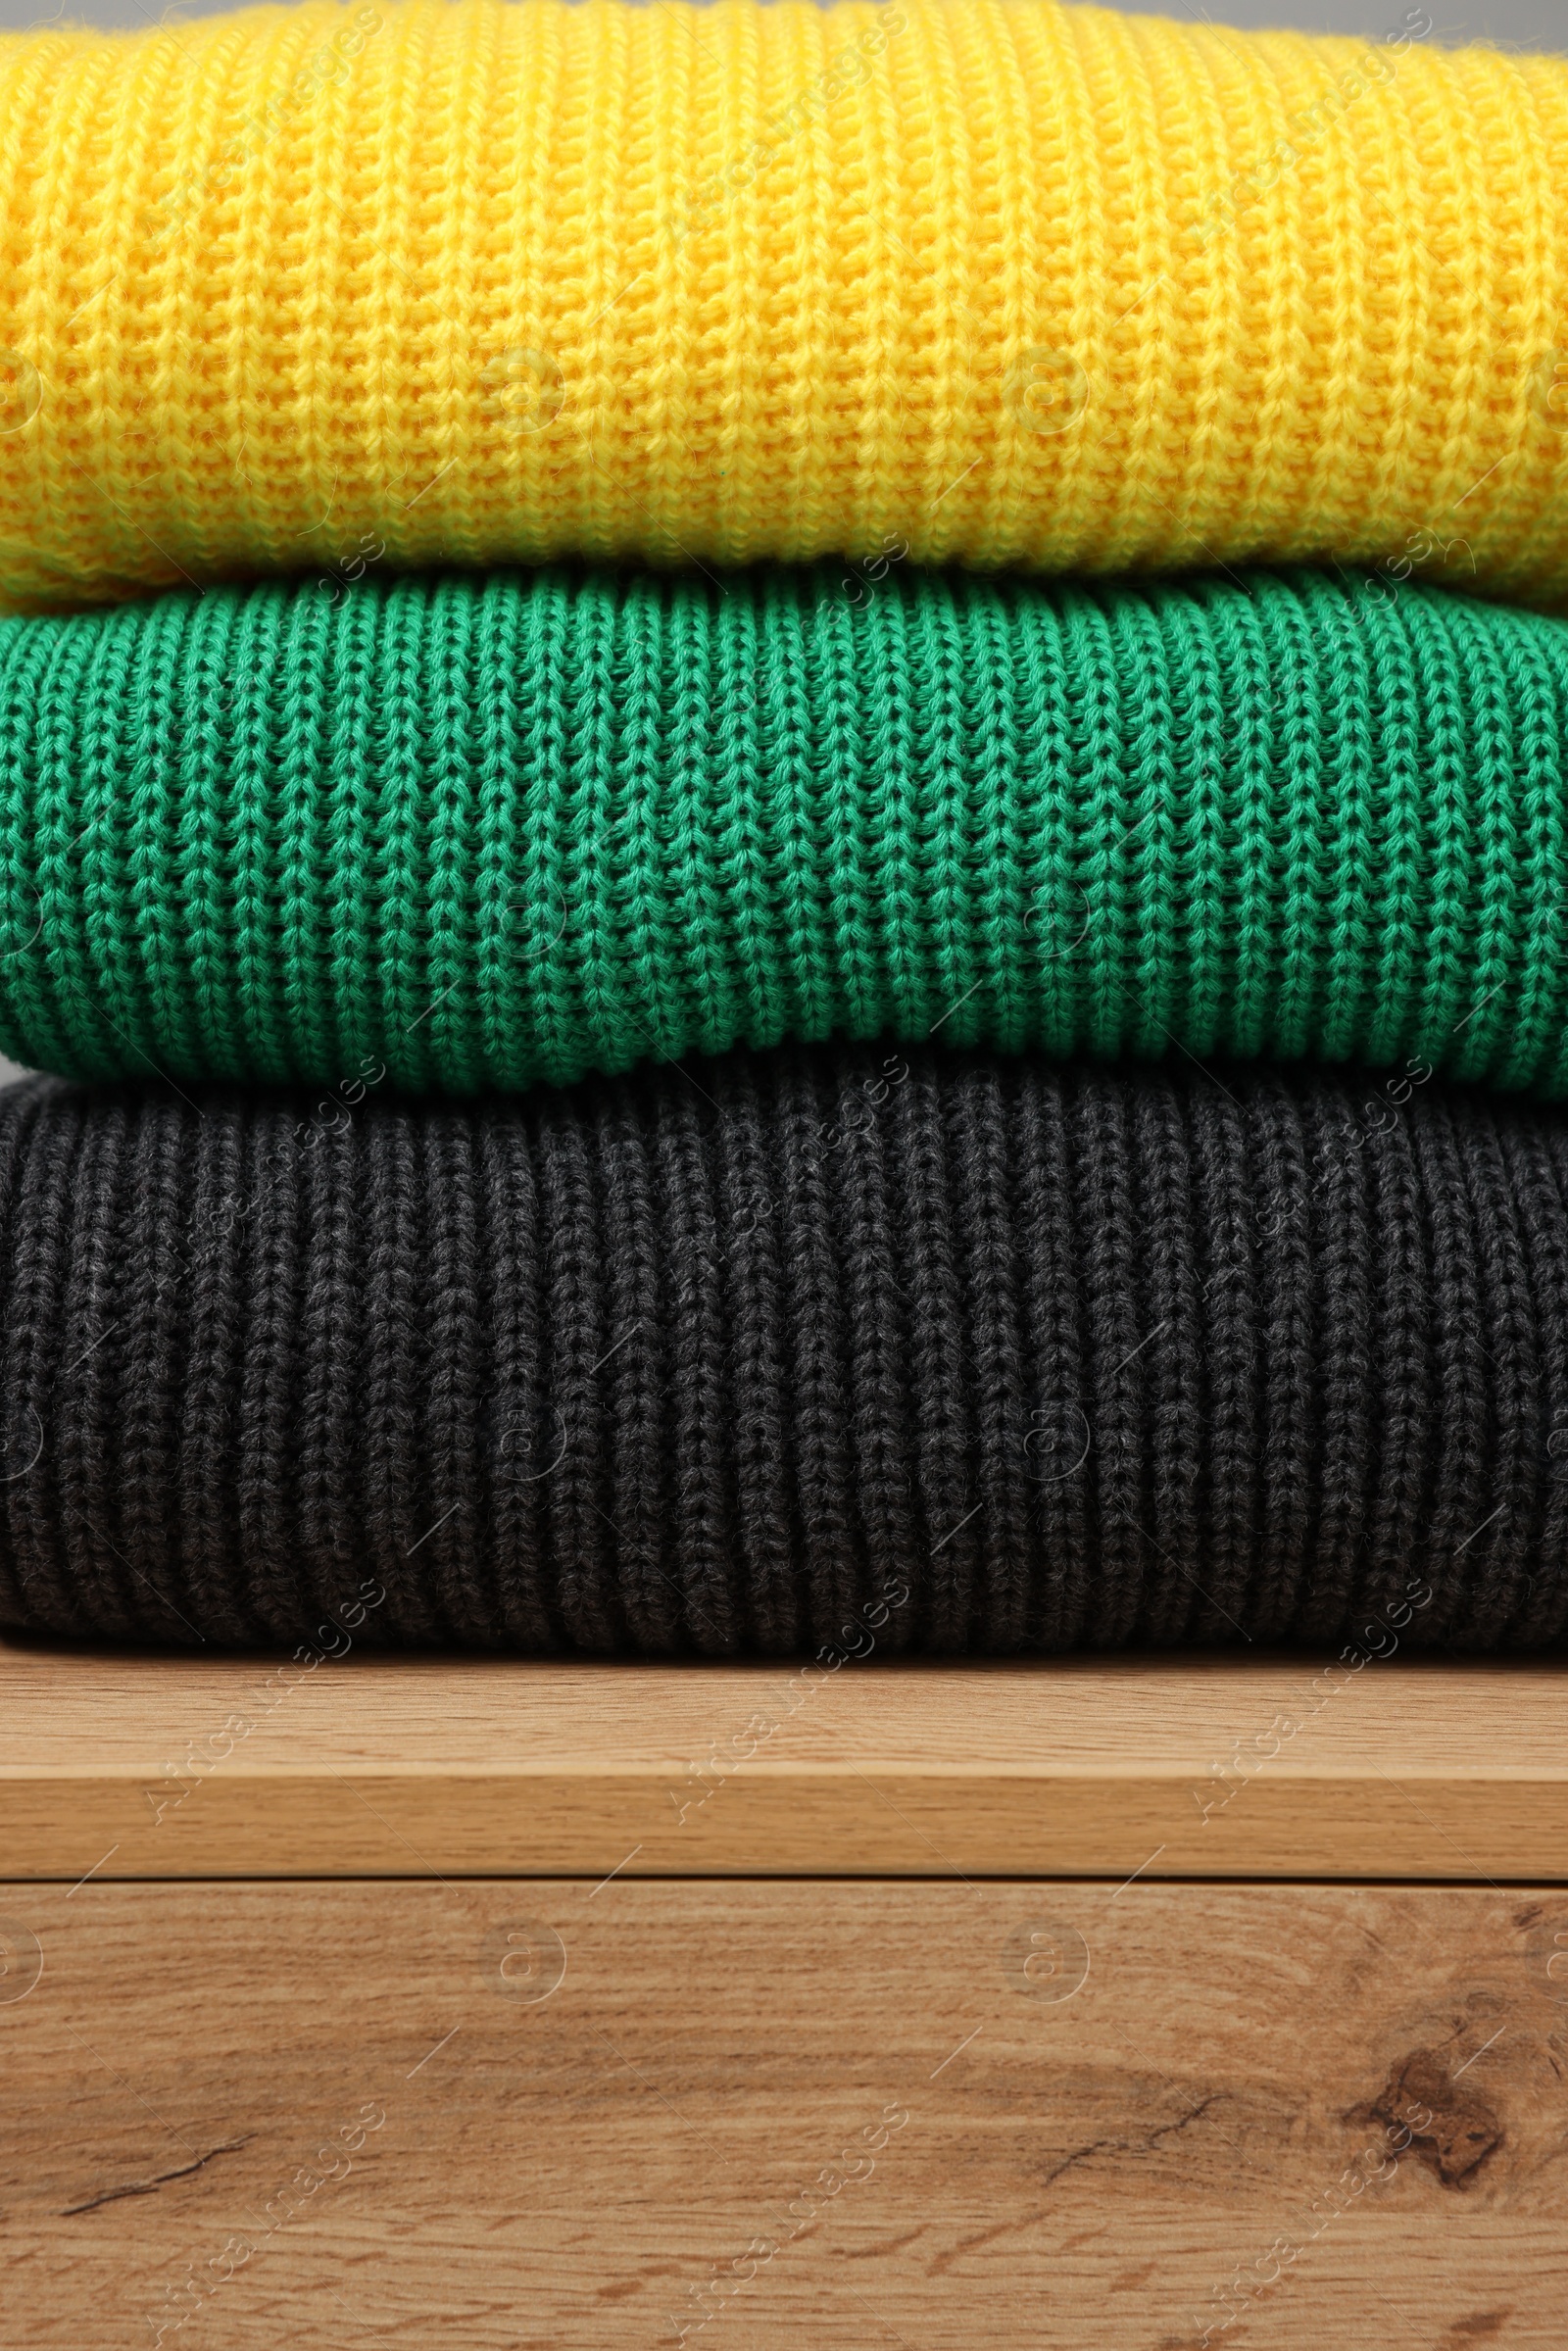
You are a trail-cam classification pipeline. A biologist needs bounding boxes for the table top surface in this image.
[1,1639,1563,1883]
[2,1638,1565,1767]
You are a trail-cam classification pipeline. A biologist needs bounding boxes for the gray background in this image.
[0,0,1555,1073]
[0,0,1561,46]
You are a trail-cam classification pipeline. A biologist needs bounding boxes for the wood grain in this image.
[2,1878,1566,2348]
[1,1639,1565,1881]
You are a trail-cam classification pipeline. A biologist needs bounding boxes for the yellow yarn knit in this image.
[1,0,1566,608]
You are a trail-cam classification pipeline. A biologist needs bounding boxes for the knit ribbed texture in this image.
[1,0,1566,610]
[4,563,1568,1097]
[0,1042,1562,1654]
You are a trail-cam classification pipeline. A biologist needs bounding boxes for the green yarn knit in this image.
[3,563,1568,1097]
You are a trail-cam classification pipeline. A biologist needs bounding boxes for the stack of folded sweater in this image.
[1,0,1566,1655]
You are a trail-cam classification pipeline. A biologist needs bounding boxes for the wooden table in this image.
[2,1639,1565,2348]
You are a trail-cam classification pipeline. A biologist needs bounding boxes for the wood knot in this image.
[1362,2049,1502,2189]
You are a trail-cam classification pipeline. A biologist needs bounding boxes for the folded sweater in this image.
[4,563,1568,1098]
[0,1042,1561,1654]
[1,0,1566,609]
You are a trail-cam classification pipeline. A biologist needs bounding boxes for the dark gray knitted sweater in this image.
[0,1044,1559,1653]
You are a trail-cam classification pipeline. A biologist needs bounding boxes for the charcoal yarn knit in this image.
[5,564,1568,1098]
[0,1043,1563,1655]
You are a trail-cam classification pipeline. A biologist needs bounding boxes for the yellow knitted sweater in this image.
[1,0,1566,608]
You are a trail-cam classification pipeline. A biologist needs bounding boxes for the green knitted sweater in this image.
[3,563,1567,1096]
